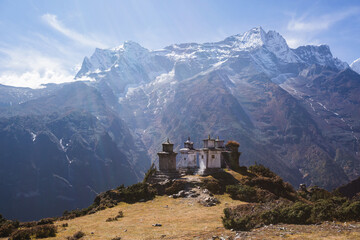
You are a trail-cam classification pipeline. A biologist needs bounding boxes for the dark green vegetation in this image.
[226,185,258,202]
[224,164,297,203]
[222,164,360,231]
[203,164,297,203]
[66,231,85,240]
[164,180,187,195]
[143,163,157,183]
[0,214,57,239]
[223,197,360,231]
[62,183,156,219]
[106,211,124,222]
[0,214,19,238]
[10,224,57,239]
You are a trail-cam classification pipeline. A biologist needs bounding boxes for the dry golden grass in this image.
[50,194,242,240]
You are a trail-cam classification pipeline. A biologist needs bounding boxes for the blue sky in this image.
[0,0,360,88]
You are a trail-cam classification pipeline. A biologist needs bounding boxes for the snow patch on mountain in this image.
[294,45,348,70]
[153,68,175,84]
[53,174,73,188]
[30,132,37,142]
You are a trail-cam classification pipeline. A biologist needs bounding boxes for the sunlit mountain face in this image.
[0,27,359,220]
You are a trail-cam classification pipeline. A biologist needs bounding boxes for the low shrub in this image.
[339,200,360,221]
[245,176,296,201]
[67,231,85,240]
[248,163,277,178]
[307,186,333,201]
[226,185,258,202]
[63,182,156,219]
[10,228,32,240]
[310,199,338,222]
[37,218,54,226]
[143,163,156,183]
[223,208,254,231]
[116,211,124,218]
[279,202,312,224]
[223,198,360,231]
[0,221,19,237]
[202,179,222,194]
[206,171,240,194]
[106,212,123,222]
[225,140,240,150]
[237,166,248,174]
[121,183,157,203]
[33,224,57,238]
[259,208,281,225]
[9,224,57,240]
[165,180,186,195]
[106,217,116,222]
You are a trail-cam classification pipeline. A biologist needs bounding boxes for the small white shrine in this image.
[199,135,225,169]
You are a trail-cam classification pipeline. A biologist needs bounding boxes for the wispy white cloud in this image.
[283,7,360,48]
[0,47,75,88]
[0,13,106,88]
[287,8,359,32]
[285,36,322,48]
[42,13,107,48]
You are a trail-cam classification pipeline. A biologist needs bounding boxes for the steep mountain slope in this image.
[0,84,61,116]
[75,27,354,190]
[280,66,360,179]
[0,82,150,221]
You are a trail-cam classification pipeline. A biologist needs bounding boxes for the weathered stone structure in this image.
[157,138,177,172]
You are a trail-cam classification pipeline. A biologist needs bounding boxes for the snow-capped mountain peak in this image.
[263,30,299,63]
[222,27,298,63]
[350,58,360,74]
[227,26,267,50]
[111,41,148,53]
[75,40,151,79]
[75,26,349,85]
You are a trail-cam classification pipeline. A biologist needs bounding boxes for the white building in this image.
[199,135,225,169]
[179,137,197,168]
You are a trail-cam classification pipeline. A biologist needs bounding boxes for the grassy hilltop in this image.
[2,165,360,240]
